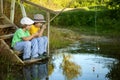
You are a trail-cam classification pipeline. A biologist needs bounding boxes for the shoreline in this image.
[79,35,119,43]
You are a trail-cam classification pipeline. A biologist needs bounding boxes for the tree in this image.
[107,0,120,9]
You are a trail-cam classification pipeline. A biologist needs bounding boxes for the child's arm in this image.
[22,33,38,41]
[38,25,46,37]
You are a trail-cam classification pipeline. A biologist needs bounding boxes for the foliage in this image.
[29,0,110,9]
[52,10,95,27]
[107,0,120,9]
[51,8,120,37]
[49,26,77,50]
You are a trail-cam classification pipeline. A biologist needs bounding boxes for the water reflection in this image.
[61,54,81,80]
[49,41,119,80]
[48,62,54,76]
[0,41,120,80]
[23,62,48,80]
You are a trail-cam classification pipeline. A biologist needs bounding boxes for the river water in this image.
[0,41,120,80]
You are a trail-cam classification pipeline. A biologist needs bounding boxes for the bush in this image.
[52,10,95,27]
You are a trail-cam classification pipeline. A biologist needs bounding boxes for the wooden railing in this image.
[0,0,3,14]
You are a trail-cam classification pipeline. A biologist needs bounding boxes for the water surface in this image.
[48,42,119,80]
[0,41,120,80]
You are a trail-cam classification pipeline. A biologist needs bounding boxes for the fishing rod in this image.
[94,1,100,52]
[22,0,74,26]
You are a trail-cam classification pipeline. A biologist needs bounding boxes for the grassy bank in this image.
[52,9,120,38]
[49,26,80,51]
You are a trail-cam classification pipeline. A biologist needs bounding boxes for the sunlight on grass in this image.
[50,27,71,50]
[50,26,80,50]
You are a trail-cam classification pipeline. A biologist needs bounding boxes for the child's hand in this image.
[42,25,46,29]
[33,33,39,37]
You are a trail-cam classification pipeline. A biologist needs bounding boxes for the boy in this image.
[11,17,40,60]
[29,14,48,56]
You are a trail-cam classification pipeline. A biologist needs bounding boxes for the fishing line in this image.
[94,1,100,54]
[93,0,101,79]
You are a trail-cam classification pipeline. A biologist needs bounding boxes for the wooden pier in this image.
[0,0,56,65]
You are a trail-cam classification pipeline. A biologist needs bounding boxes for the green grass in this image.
[49,8,120,50]
[51,8,120,38]
[50,27,71,50]
[49,26,79,51]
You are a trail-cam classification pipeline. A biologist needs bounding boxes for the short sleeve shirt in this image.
[29,25,40,35]
[11,28,30,47]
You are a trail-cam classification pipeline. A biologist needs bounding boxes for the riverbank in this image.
[50,26,120,59]
[50,26,80,51]
[50,26,120,49]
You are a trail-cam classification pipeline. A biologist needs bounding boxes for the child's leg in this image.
[37,37,45,55]
[31,38,39,58]
[43,36,48,52]
[14,41,31,59]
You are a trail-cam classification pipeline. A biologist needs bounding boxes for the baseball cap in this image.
[20,17,34,25]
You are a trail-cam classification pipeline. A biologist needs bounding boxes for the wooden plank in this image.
[20,0,27,17]
[23,0,57,14]
[14,50,22,56]
[10,0,16,23]
[0,39,24,65]
[0,0,3,14]
[2,14,18,29]
[0,16,4,20]
[24,56,49,64]
[47,12,50,56]
[0,34,14,39]
[0,24,14,28]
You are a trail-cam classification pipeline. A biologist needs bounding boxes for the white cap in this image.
[20,17,34,25]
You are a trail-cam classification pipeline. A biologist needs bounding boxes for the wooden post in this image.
[47,12,50,56]
[20,0,27,17]
[0,0,3,14]
[10,0,16,23]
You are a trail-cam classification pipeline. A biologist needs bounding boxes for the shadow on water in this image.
[106,62,120,80]
[0,41,120,80]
